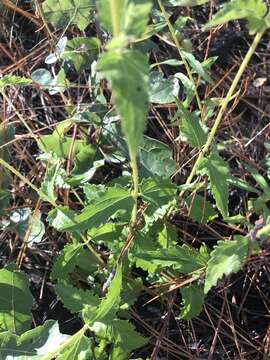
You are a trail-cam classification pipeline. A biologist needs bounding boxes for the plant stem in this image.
[40,324,88,360]
[110,0,121,36]
[181,29,265,194]
[157,0,202,112]
[130,152,139,226]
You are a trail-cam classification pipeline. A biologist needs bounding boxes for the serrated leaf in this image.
[204,236,251,294]
[62,37,100,71]
[197,152,230,218]
[0,269,32,335]
[55,281,99,314]
[91,319,147,359]
[186,194,218,224]
[98,0,152,38]
[205,0,267,34]
[179,108,208,148]
[51,242,99,281]
[0,321,69,358]
[57,335,92,360]
[149,71,180,104]
[42,0,95,30]
[83,265,122,325]
[165,0,209,6]
[0,75,31,89]
[48,187,134,232]
[135,245,206,274]
[98,49,149,159]
[180,284,204,320]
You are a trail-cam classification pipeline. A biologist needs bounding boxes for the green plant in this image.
[1,0,270,358]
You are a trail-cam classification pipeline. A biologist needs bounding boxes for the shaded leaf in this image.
[165,0,209,6]
[186,194,218,224]
[62,37,100,71]
[83,265,122,325]
[180,284,204,320]
[56,281,99,314]
[181,51,213,84]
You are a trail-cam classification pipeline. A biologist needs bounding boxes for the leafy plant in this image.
[1,0,270,358]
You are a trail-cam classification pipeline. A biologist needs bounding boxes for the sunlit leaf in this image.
[42,0,95,30]
[0,269,32,335]
[149,71,179,104]
[98,49,149,159]
[197,152,230,218]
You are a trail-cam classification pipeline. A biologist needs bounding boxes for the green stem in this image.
[130,152,139,226]
[110,0,121,36]
[40,324,88,360]
[181,29,265,194]
[157,0,202,112]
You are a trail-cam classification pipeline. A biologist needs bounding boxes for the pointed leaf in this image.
[197,153,230,218]
[205,0,267,34]
[48,187,134,232]
[0,269,32,335]
[180,284,204,320]
[179,108,208,148]
[204,236,251,294]
[98,49,149,159]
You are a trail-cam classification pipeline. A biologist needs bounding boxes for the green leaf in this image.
[41,157,61,202]
[98,0,152,38]
[68,145,104,186]
[204,0,267,34]
[31,68,68,94]
[51,242,99,281]
[91,319,147,359]
[62,37,100,71]
[42,0,95,30]
[180,284,204,320]
[204,236,251,294]
[135,245,206,273]
[58,335,92,360]
[186,194,218,224]
[0,320,70,358]
[0,75,31,90]
[245,164,270,194]
[197,153,230,218]
[55,281,99,314]
[98,49,149,159]
[0,269,32,334]
[1,208,45,245]
[165,0,209,6]
[49,187,134,232]
[139,136,177,178]
[181,51,213,84]
[84,265,122,325]
[0,124,14,189]
[179,107,208,148]
[149,71,179,104]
